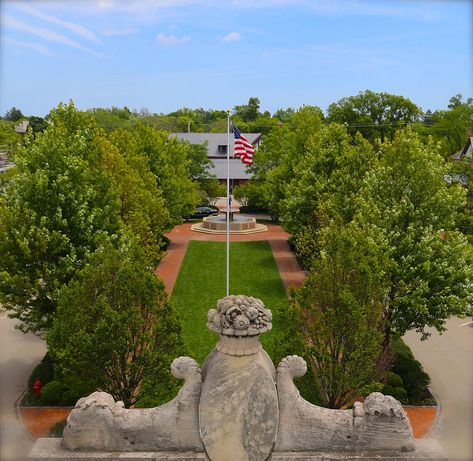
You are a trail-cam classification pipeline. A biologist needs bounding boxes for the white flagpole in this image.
[226,112,230,297]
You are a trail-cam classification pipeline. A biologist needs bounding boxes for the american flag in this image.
[232,124,254,165]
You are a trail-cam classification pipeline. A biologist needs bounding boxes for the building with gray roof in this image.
[170,132,262,184]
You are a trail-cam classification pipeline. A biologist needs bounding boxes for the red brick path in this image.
[156,222,306,294]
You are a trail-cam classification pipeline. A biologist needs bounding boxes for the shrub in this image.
[360,381,384,397]
[40,381,68,405]
[390,337,432,405]
[385,371,404,388]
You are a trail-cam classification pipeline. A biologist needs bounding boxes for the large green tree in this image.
[47,239,186,408]
[292,222,390,408]
[327,90,421,143]
[251,105,324,219]
[358,128,473,340]
[103,136,170,266]
[0,102,120,333]
[109,124,198,224]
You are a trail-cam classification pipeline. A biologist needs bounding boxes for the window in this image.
[218,145,228,154]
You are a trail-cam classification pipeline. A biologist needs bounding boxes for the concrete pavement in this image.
[0,314,46,461]
[404,317,473,461]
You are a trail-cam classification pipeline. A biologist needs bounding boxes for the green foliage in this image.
[47,239,186,408]
[358,128,473,339]
[327,90,421,143]
[282,125,376,264]
[4,106,24,122]
[40,380,69,405]
[104,134,169,266]
[186,142,223,204]
[234,97,261,122]
[0,101,121,333]
[390,337,433,405]
[28,116,49,134]
[416,94,473,158]
[0,119,22,149]
[385,371,404,388]
[109,124,198,224]
[292,222,390,408]
[360,382,384,397]
[252,105,324,218]
[271,299,321,405]
[89,106,134,131]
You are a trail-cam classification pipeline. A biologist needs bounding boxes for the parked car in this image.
[185,206,219,220]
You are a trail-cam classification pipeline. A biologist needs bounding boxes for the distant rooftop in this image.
[170,132,262,180]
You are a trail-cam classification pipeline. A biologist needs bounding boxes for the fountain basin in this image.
[191,215,268,235]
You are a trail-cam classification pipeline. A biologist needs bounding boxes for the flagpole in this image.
[226,112,230,297]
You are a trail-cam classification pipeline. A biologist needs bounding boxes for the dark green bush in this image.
[385,371,404,388]
[40,381,68,405]
[390,337,432,405]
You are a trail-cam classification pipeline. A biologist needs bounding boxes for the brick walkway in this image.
[155,222,306,295]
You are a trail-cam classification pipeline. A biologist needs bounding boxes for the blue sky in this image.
[1,0,472,117]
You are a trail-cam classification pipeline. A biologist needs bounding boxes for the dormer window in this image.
[218,145,228,154]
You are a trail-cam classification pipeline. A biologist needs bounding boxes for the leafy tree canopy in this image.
[327,90,421,143]
[0,102,121,333]
[47,239,186,408]
[4,106,24,122]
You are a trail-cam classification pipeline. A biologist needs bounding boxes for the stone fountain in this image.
[29,295,445,461]
[191,204,268,235]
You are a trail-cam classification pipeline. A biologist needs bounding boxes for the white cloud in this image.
[221,32,241,43]
[4,15,105,58]
[98,0,114,9]
[4,37,52,56]
[15,4,101,43]
[157,32,190,45]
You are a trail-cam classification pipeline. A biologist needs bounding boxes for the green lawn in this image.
[170,240,289,364]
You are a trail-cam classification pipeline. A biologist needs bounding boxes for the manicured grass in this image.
[170,240,289,364]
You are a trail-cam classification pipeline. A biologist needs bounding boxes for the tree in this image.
[109,124,198,224]
[280,126,375,266]
[234,97,261,122]
[292,222,390,408]
[4,107,24,122]
[102,136,170,266]
[358,128,473,340]
[327,90,421,143]
[252,105,324,218]
[0,102,121,333]
[185,142,223,203]
[28,116,49,134]
[423,94,473,158]
[47,240,186,408]
[0,119,22,149]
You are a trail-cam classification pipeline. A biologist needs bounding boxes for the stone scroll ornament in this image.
[30,295,444,461]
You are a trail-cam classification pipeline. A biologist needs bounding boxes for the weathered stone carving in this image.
[29,295,445,461]
[207,294,272,336]
[275,355,415,453]
[62,356,203,452]
[200,295,279,461]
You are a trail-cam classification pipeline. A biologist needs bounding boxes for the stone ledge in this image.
[29,439,446,461]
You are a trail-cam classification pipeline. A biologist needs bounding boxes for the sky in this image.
[0,0,472,117]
